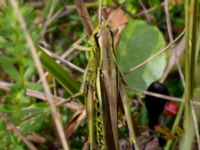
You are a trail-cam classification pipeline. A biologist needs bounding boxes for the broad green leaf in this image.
[38,48,79,95]
[116,20,166,89]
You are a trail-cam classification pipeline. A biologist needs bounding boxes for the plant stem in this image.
[181,0,199,149]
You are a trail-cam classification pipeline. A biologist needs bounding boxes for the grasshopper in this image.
[69,21,139,149]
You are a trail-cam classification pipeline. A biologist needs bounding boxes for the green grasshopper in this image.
[69,21,139,149]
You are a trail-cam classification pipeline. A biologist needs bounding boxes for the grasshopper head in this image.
[92,23,113,50]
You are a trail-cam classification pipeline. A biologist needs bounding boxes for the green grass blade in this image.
[38,48,79,95]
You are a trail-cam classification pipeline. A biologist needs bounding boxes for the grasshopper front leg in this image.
[56,66,89,106]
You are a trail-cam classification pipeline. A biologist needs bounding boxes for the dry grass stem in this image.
[74,0,94,36]
[0,81,82,110]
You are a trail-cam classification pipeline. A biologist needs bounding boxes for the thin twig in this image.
[74,0,94,36]
[137,0,151,22]
[29,1,45,8]
[42,3,96,32]
[98,0,103,24]
[41,3,96,30]
[0,81,82,110]
[0,112,38,150]
[10,1,69,149]
[160,36,185,83]
[44,6,69,29]
[164,0,173,42]
[133,2,165,17]
[27,133,47,144]
[40,0,58,38]
[126,86,183,103]
[126,86,200,106]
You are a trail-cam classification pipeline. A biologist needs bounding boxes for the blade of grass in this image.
[39,49,79,95]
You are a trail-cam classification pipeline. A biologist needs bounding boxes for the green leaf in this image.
[24,82,43,91]
[0,104,19,113]
[38,48,79,95]
[20,104,50,135]
[139,104,148,126]
[116,20,166,89]
[0,55,19,81]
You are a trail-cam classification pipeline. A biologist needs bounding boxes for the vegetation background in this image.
[0,0,199,150]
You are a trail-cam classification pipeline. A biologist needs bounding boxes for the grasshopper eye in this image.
[94,32,99,40]
[94,32,100,48]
